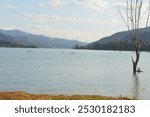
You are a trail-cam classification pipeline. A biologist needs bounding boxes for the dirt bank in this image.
[0,91,130,100]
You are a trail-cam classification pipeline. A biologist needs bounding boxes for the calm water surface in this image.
[0,48,150,99]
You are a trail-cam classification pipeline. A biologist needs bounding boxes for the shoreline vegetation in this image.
[0,91,133,100]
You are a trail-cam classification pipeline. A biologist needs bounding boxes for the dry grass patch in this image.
[0,91,131,100]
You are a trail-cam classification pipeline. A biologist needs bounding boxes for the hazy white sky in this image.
[0,0,149,42]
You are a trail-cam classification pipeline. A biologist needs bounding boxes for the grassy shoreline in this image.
[0,91,132,100]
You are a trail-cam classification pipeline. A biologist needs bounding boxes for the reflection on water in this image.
[132,74,140,99]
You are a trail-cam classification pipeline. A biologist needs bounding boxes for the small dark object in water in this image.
[137,67,143,73]
[71,52,75,54]
[27,50,31,53]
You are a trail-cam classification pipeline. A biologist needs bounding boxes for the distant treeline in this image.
[74,41,150,51]
[0,40,37,48]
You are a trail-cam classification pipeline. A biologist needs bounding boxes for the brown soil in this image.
[0,91,130,100]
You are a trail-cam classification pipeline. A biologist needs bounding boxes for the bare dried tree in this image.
[119,0,150,73]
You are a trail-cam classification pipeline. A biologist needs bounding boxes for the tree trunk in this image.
[132,45,140,73]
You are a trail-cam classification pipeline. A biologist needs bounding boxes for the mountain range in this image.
[0,29,87,48]
[1,27,150,51]
[82,27,150,51]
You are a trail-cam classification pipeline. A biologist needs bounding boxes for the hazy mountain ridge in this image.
[0,33,32,48]
[85,27,150,51]
[0,29,87,48]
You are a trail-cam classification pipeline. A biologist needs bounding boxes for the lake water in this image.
[0,48,150,99]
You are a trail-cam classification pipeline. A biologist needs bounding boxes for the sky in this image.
[0,0,149,42]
